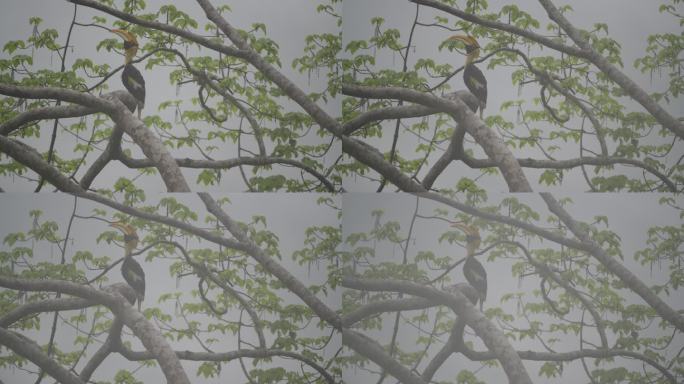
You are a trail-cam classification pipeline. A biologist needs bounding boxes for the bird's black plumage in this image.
[122,63,145,118]
[463,64,487,117]
[121,256,145,311]
[463,255,487,311]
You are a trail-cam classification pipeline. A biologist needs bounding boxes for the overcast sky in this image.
[342,193,683,383]
[1,1,683,383]
[342,0,683,192]
[0,0,341,192]
[1,0,681,192]
[0,193,341,383]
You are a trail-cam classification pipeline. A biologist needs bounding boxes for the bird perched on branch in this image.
[451,222,487,311]
[110,29,146,119]
[110,222,145,311]
[447,35,488,119]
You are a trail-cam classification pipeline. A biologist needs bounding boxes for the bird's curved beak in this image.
[450,221,467,230]
[446,35,480,60]
[450,221,479,238]
[109,221,124,230]
[110,221,134,236]
[447,35,470,44]
[109,29,127,40]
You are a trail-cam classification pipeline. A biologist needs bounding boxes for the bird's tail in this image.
[137,105,142,120]
[137,296,142,312]
[479,300,483,312]
[479,104,484,120]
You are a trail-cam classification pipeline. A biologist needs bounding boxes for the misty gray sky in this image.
[1,1,683,383]
[0,0,341,192]
[342,0,683,192]
[342,193,683,383]
[0,193,341,383]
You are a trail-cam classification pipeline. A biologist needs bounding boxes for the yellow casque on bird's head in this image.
[450,222,479,237]
[110,221,136,236]
[110,221,139,256]
[450,222,481,255]
[447,35,480,63]
[110,28,139,64]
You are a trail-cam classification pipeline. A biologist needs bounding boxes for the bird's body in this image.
[447,35,488,118]
[463,256,487,311]
[110,222,145,311]
[451,222,487,311]
[111,29,146,119]
[463,64,487,118]
[121,256,146,311]
[121,64,145,118]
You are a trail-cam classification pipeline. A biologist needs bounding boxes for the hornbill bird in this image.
[110,222,145,311]
[447,35,488,119]
[451,222,487,311]
[110,29,146,119]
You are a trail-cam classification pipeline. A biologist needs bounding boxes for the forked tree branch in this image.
[343,276,534,384]
[0,84,190,191]
[342,84,533,191]
[0,276,191,384]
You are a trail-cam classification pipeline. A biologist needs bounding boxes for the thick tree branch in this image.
[343,276,533,384]
[344,329,428,384]
[411,0,684,140]
[117,347,336,384]
[537,0,684,140]
[120,155,337,192]
[421,116,466,189]
[79,124,124,190]
[0,283,135,328]
[0,84,190,191]
[343,297,433,327]
[79,318,123,382]
[0,327,84,384]
[0,276,192,384]
[194,0,343,136]
[0,91,135,136]
[461,346,676,384]
[421,321,465,383]
[343,90,478,135]
[540,193,684,333]
[198,192,342,329]
[409,0,585,57]
[464,156,677,192]
[163,240,267,349]
[343,84,532,191]
[66,0,248,59]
